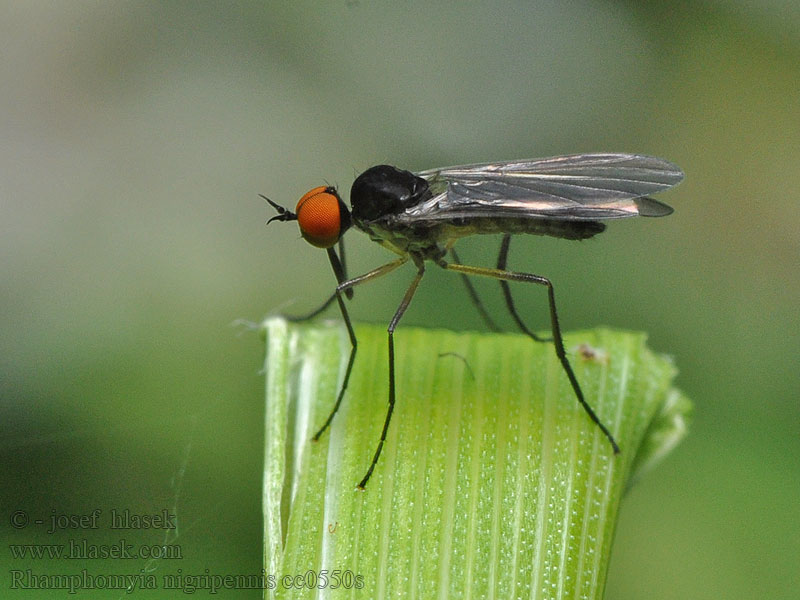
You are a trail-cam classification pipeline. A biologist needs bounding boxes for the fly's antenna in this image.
[260,194,297,225]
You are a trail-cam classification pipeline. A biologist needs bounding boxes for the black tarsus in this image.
[309,255,409,487]
[357,255,425,489]
[284,292,337,322]
[437,257,620,455]
[310,247,359,441]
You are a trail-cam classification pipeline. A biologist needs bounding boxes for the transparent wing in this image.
[407,153,684,222]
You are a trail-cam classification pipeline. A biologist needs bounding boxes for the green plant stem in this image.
[262,318,690,599]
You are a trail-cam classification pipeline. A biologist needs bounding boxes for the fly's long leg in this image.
[286,240,352,323]
[358,256,425,489]
[450,248,501,332]
[335,238,355,300]
[285,291,337,322]
[497,235,551,343]
[311,254,408,443]
[438,259,620,454]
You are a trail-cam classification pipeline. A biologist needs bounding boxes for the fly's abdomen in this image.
[423,217,606,243]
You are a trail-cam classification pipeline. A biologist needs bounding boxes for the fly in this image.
[263,153,684,489]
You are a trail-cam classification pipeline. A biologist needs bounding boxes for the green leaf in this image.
[262,318,690,599]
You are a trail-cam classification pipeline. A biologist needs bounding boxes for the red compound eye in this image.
[295,186,344,248]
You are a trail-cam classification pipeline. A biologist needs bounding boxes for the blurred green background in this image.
[1,2,797,598]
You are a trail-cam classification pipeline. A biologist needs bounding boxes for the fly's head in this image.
[262,186,351,249]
